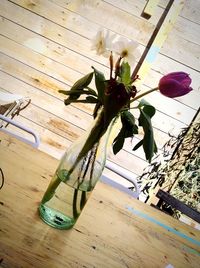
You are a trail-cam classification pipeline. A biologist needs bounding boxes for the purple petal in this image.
[161,72,190,84]
[181,76,192,87]
[159,78,193,98]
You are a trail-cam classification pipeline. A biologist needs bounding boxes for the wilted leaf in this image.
[133,139,143,151]
[71,72,94,92]
[138,99,156,118]
[60,72,93,104]
[93,102,102,118]
[86,96,98,103]
[64,97,98,105]
[113,128,126,155]
[137,100,157,162]
[121,111,138,134]
[59,89,97,96]
[113,110,138,155]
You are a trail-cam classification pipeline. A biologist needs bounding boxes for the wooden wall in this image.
[0,0,199,181]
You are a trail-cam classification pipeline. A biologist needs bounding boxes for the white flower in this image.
[113,37,140,65]
[91,29,117,57]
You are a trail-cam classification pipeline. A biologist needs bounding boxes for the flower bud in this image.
[158,72,193,98]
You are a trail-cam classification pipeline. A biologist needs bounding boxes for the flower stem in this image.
[130,87,159,103]
[41,108,112,206]
[73,188,79,219]
[41,174,61,204]
[80,191,87,210]
[109,52,113,79]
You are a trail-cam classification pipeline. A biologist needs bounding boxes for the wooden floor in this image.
[0,0,199,181]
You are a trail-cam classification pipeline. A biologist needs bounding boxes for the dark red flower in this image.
[158,72,193,98]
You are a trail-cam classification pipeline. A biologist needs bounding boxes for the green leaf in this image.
[112,111,138,155]
[138,99,150,108]
[86,96,98,103]
[92,67,105,103]
[60,72,93,104]
[120,62,131,85]
[133,139,143,151]
[121,111,138,135]
[59,89,97,97]
[136,100,157,162]
[113,128,126,155]
[143,105,155,118]
[138,107,156,162]
[138,99,156,118]
[71,72,93,92]
[93,102,102,119]
[86,87,98,96]
[64,97,98,105]
[154,141,158,153]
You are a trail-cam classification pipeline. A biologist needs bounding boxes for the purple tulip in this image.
[158,72,193,98]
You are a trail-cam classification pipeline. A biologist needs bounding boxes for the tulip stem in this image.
[130,87,159,103]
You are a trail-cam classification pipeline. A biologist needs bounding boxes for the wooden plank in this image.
[104,0,168,25]
[1,0,200,99]
[0,0,198,181]
[1,87,138,181]
[8,102,84,142]
[49,0,200,70]
[0,132,200,267]
[1,0,198,82]
[0,54,173,144]
[8,0,200,72]
[0,34,195,126]
[2,1,200,110]
[0,69,93,130]
[0,53,190,166]
[0,72,149,176]
[0,52,187,140]
[0,16,109,90]
[105,0,200,45]
[34,0,154,45]
[0,23,195,168]
[159,0,200,24]
[106,0,200,50]
[141,0,160,19]
[54,0,164,26]
[3,112,71,159]
[0,38,190,145]
[0,0,108,66]
[133,0,185,86]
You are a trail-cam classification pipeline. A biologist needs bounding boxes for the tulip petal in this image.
[163,72,190,84]
[181,77,192,87]
[159,72,193,98]
[159,79,192,98]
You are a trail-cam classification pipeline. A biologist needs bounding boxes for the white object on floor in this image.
[0,92,40,148]
[101,160,140,198]
[0,92,24,105]
[0,114,40,148]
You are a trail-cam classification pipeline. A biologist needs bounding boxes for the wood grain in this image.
[0,0,199,182]
[0,132,200,267]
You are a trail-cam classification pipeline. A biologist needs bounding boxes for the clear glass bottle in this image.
[39,109,114,229]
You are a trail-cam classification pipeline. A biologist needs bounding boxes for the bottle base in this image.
[39,204,76,230]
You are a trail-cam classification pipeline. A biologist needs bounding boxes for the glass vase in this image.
[39,108,114,229]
